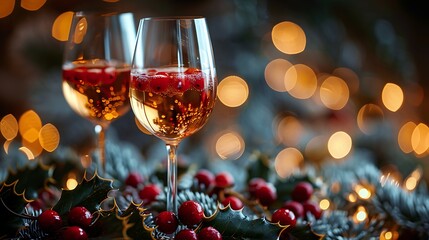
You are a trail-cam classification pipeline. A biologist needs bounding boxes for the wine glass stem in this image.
[95,125,106,174]
[166,143,178,214]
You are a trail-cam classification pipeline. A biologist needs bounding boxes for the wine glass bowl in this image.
[130,17,217,214]
[62,12,136,172]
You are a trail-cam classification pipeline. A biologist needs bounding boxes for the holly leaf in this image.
[289,222,324,240]
[3,160,53,200]
[53,172,113,215]
[201,205,285,240]
[0,181,31,237]
[123,202,153,240]
[246,151,271,182]
[275,174,319,202]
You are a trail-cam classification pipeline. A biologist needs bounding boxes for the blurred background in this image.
[1,0,429,186]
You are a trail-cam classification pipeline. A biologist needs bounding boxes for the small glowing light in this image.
[398,122,416,154]
[39,123,60,152]
[348,193,357,202]
[332,67,360,94]
[382,83,403,112]
[319,199,330,210]
[0,0,15,18]
[274,148,303,178]
[73,17,88,44]
[354,184,372,199]
[357,104,384,134]
[52,11,74,41]
[81,155,92,168]
[354,206,367,222]
[404,168,422,191]
[264,58,293,92]
[275,116,303,147]
[271,21,306,54]
[66,178,78,190]
[285,64,317,99]
[380,229,399,240]
[19,147,35,160]
[411,123,429,155]
[215,131,245,160]
[1,114,18,140]
[327,131,352,159]
[319,76,349,110]
[217,76,249,107]
[21,0,46,11]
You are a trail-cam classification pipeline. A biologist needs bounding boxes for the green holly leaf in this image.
[3,161,53,200]
[246,151,272,183]
[201,206,285,240]
[123,201,153,240]
[0,181,31,237]
[289,222,324,240]
[53,172,113,215]
[275,174,319,202]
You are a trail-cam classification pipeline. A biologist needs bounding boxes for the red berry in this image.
[282,200,305,218]
[86,68,102,85]
[222,196,244,210]
[291,182,313,202]
[271,208,296,227]
[214,172,234,188]
[248,178,266,197]
[38,209,62,233]
[58,226,88,240]
[198,226,222,240]
[139,184,161,205]
[193,77,205,90]
[102,67,117,84]
[302,201,322,219]
[178,200,204,227]
[68,206,92,228]
[175,229,198,240]
[155,211,178,234]
[171,73,191,92]
[194,169,215,189]
[255,182,277,206]
[150,73,170,93]
[125,172,143,188]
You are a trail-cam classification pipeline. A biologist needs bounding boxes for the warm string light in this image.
[66,173,78,190]
[215,131,245,160]
[274,147,303,178]
[327,131,352,159]
[353,206,368,223]
[380,229,399,240]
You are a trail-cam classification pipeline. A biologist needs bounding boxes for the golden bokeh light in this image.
[20,0,46,11]
[319,76,349,110]
[305,136,329,164]
[264,58,294,92]
[22,137,43,158]
[354,206,367,222]
[1,114,18,140]
[271,21,306,54]
[74,17,88,44]
[66,174,78,190]
[19,110,42,143]
[411,123,429,155]
[327,131,352,159]
[332,67,360,94]
[398,121,416,154]
[274,147,303,178]
[217,76,249,107]
[285,64,317,99]
[380,229,399,240]
[275,116,303,146]
[403,168,422,191]
[0,0,14,18]
[215,131,245,160]
[319,199,330,210]
[81,154,92,168]
[19,147,35,160]
[354,184,372,199]
[357,104,384,134]
[39,123,60,152]
[382,83,403,112]
[3,140,12,154]
[52,11,74,41]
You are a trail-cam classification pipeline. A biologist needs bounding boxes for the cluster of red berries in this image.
[248,177,277,206]
[282,181,322,220]
[124,171,163,206]
[37,206,92,240]
[194,169,244,210]
[155,200,222,240]
[63,66,119,86]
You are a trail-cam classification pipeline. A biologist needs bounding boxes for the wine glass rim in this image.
[141,16,205,21]
[75,11,133,17]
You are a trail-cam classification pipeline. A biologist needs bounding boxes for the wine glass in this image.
[62,12,136,173]
[130,17,217,214]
